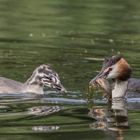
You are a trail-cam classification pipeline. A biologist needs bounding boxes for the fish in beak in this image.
[89,71,107,86]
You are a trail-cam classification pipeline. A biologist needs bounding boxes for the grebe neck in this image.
[22,72,44,94]
[112,79,128,98]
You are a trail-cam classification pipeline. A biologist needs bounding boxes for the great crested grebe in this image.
[0,64,66,94]
[89,55,140,99]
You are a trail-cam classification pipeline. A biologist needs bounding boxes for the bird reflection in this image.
[32,125,60,132]
[88,98,129,140]
[28,105,63,116]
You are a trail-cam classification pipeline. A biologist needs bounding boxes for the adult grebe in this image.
[89,55,140,99]
[0,64,66,94]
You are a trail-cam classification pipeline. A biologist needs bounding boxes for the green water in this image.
[0,0,139,139]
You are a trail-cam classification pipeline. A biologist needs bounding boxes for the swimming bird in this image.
[89,55,140,99]
[0,64,66,94]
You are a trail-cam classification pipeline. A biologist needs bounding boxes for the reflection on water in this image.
[89,98,129,140]
[32,125,60,132]
[0,0,139,139]
[0,92,139,140]
[28,105,62,116]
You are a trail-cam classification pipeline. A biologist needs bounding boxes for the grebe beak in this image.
[60,85,67,93]
[52,83,67,93]
[89,71,107,86]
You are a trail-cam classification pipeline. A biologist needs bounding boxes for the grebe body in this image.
[0,65,66,94]
[90,55,140,99]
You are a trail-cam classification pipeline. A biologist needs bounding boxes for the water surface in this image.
[0,0,140,139]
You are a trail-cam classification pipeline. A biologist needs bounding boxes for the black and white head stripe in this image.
[38,65,60,85]
[28,64,64,91]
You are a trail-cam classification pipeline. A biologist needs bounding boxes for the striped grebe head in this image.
[28,64,66,92]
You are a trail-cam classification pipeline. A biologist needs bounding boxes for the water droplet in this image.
[29,33,34,37]
[42,33,46,38]
[109,39,114,43]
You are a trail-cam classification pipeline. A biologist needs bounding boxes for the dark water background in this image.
[0,0,140,139]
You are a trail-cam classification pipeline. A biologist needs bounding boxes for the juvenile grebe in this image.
[89,55,140,99]
[0,64,66,94]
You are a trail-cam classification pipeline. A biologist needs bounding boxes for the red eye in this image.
[108,67,112,71]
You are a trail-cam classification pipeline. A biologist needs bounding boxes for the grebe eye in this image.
[108,67,112,71]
